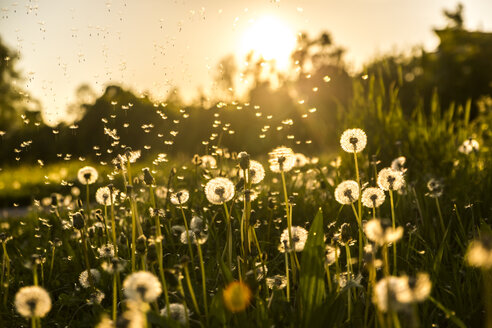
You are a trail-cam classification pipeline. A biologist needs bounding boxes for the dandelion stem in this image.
[85,184,91,219]
[103,205,110,243]
[284,249,290,302]
[389,190,397,274]
[183,264,201,315]
[112,273,117,322]
[196,239,209,323]
[325,264,332,293]
[351,202,364,270]
[130,199,137,272]
[2,242,10,307]
[179,204,196,265]
[80,230,94,288]
[223,203,232,270]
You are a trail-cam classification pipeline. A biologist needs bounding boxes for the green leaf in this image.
[299,208,326,327]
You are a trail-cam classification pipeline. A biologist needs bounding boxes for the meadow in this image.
[0,78,492,328]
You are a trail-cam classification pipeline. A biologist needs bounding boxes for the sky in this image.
[1,0,492,125]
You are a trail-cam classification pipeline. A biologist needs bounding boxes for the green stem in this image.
[183,264,201,315]
[112,273,117,322]
[435,198,445,234]
[180,205,195,265]
[80,231,94,288]
[285,249,290,302]
[223,203,232,270]
[196,240,209,323]
[389,190,397,274]
[109,194,118,256]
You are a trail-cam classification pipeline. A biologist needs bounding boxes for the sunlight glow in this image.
[240,15,297,70]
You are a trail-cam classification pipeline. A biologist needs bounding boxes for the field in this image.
[1,82,491,328]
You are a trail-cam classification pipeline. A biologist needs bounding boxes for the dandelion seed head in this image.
[361,187,386,208]
[334,180,359,205]
[340,128,367,153]
[391,156,407,173]
[239,160,265,184]
[161,303,189,325]
[77,166,98,185]
[373,276,410,312]
[123,271,162,303]
[426,178,443,198]
[294,153,309,167]
[95,187,115,206]
[278,226,308,252]
[79,269,101,288]
[377,168,405,191]
[458,138,479,154]
[266,275,287,290]
[467,235,492,269]
[205,177,235,205]
[325,245,340,266]
[98,244,115,258]
[268,146,295,173]
[15,286,51,318]
[364,219,403,246]
[170,190,189,205]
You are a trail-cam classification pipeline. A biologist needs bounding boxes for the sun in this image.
[240,15,297,70]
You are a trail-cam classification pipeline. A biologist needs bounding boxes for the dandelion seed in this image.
[377,168,405,191]
[123,271,162,303]
[334,180,359,205]
[77,166,98,185]
[458,138,479,154]
[205,177,235,205]
[325,245,340,266]
[361,187,386,208]
[266,275,287,290]
[170,190,190,205]
[373,276,409,312]
[161,303,189,325]
[278,226,308,252]
[223,281,252,313]
[79,269,101,288]
[340,128,367,153]
[14,286,52,318]
[269,146,295,173]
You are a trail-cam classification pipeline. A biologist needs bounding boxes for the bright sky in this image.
[1,0,491,124]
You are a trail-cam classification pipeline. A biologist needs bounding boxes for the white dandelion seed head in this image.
[123,271,162,303]
[398,273,432,303]
[190,216,205,232]
[154,186,168,199]
[268,146,295,173]
[364,219,404,246]
[458,138,479,154]
[98,244,115,258]
[361,187,386,208]
[340,128,367,153]
[391,156,407,173]
[122,150,141,163]
[373,276,410,312]
[15,286,52,318]
[77,166,98,185]
[334,180,360,205]
[266,275,287,290]
[87,289,105,305]
[325,245,340,266]
[294,153,309,167]
[254,262,268,280]
[79,269,101,288]
[170,190,189,205]
[467,236,492,269]
[377,168,405,191]
[239,160,265,184]
[95,187,116,206]
[426,178,443,198]
[200,155,217,169]
[205,177,235,205]
[161,303,189,325]
[278,226,308,252]
[179,230,208,245]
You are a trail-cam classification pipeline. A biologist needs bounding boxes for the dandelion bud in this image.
[77,198,83,208]
[126,185,133,195]
[72,212,85,230]
[238,151,250,170]
[340,223,352,244]
[192,154,202,166]
[142,168,155,186]
[119,232,128,245]
[136,235,147,254]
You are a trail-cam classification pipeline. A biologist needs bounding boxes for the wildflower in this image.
[98,244,115,258]
[278,226,308,252]
[95,187,115,206]
[71,211,85,230]
[71,186,81,197]
[325,245,340,266]
[123,149,141,163]
[123,271,162,303]
[334,180,360,205]
[87,289,105,305]
[161,303,189,325]
[266,275,287,290]
[269,146,295,173]
[373,276,409,312]
[117,303,146,328]
[335,272,362,289]
[426,178,443,198]
[364,219,403,246]
[170,190,189,205]
[101,257,127,274]
[237,151,250,170]
[142,168,155,186]
[223,281,252,313]
[254,262,268,280]
[200,155,217,168]
[361,187,386,208]
[377,168,405,191]
[205,177,235,205]
[77,166,98,185]
[294,153,309,167]
[399,273,432,303]
[391,156,407,173]
[179,230,209,245]
[79,269,101,288]
[14,286,52,318]
[154,186,168,199]
[95,315,113,328]
[334,223,354,246]
[458,138,479,154]
[239,160,265,184]
[340,128,367,153]
[466,234,492,269]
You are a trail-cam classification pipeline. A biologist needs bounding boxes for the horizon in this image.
[1,0,492,125]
